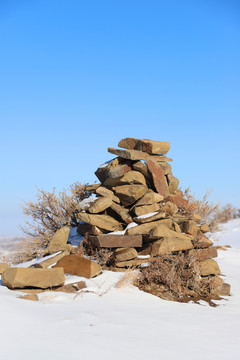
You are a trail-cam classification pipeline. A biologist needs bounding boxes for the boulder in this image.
[211,283,231,296]
[103,164,132,187]
[118,170,147,186]
[167,173,179,194]
[78,213,122,232]
[53,255,102,278]
[114,184,148,206]
[198,259,221,276]
[126,219,173,236]
[88,197,113,213]
[118,137,170,155]
[151,237,193,255]
[1,267,65,289]
[134,189,164,206]
[145,159,169,198]
[94,158,121,183]
[114,248,138,262]
[88,234,142,248]
[134,203,161,217]
[46,227,70,252]
[0,263,10,275]
[95,186,120,203]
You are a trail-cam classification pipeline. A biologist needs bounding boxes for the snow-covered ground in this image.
[0,219,240,360]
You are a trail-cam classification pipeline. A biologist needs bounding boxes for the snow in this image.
[0,219,240,360]
[136,211,158,219]
[108,222,138,235]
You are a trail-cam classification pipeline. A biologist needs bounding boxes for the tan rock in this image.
[46,226,70,252]
[151,237,193,255]
[200,224,210,233]
[104,164,132,187]
[167,173,179,194]
[126,219,173,236]
[78,213,122,232]
[149,225,194,242]
[95,186,120,203]
[189,247,218,261]
[115,258,152,268]
[108,148,149,161]
[134,203,161,217]
[118,138,170,155]
[118,137,139,149]
[134,190,164,206]
[145,159,169,198]
[109,202,133,224]
[134,211,165,224]
[114,184,148,206]
[54,281,86,293]
[172,222,182,233]
[85,184,101,192]
[94,158,121,183]
[132,161,151,180]
[163,201,178,216]
[190,213,202,223]
[44,244,73,255]
[166,196,190,212]
[2,267,65,289]
[211,283,231,296]
[183,220,199,236]
[193,232,213,248]
[53,255,102,278]
[119,170,147,186]
[18,294,39,301]
[88,234,142,248]
[198,259,221,276]
[0,263,10,275]
[114,248,138,262]
[40,250,70,268]
[88,197,113,214]
[155,162,172,175]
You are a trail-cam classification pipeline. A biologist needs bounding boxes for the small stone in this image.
[134,190,164,207]
[134,211,165,224]
[88,197,113,213]
[134,203,161,217]
[132,161,151,180]
[189,247,218,261]
[46,227,70,252]
[119,170,147,186]
[39,250,70,269]
[183,220,199,236]
[198,259,221,276]
[172,222,182,233]
[108,148,149,161]
[95,186,120,203]
[109,202,133,224]
[114,248,138,262]
[163,201,178,216]
[54,255,102,278]
[167,173,179,194]
[211,283,231,296]
[54,281,87,293]
[193,232,213,248]
[200,224,210,233]
[18,294,39,301]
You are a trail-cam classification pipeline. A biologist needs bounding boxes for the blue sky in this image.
[0,0,239,236]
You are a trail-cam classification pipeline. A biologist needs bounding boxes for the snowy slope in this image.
[0,220,240,360]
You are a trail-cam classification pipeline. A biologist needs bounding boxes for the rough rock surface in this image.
[54,255,102,278]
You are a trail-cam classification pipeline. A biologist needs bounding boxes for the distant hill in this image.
[0,236,24,260]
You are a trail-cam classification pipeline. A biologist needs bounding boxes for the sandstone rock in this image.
[115,258,152,268]
[132,161,151,180]
[104,164,132,187]
[126,219,173,236]
[2,267,65,289]
[163,201,178,216]
[46,226,70,252]
[109,202,133,224]
[44,244,73,255]
[54,255,102,278]
[18,294,39,301]
[198,259,221,276]
[151,237,193,255]
[190,213,202,223]
[189,247,218,261]
[134,203,161,217]
[193,232,213,248]
[200,224,210,233]
[155,162,172,175]
[94,158,121,183]
[134,139,170,155]
[114,248,138,262]
[88,197,113,213]
[77,223,104,236]
[114,184,148,206]
[145,159,169,198]
[54,281,87,293]
[166,195,190,211]
[119,170,147,186]
[88,234,142,248]
[108,148,149,161]
[134,190,164,207]
[183,220,199,236]
[149,225,194,242]
[0,263,10,275]
[211,283,231,296]
[40,250,70,268]
[78,213,122,232]
[85,184,101,192]
[95,186,120,203]
[172,222,182,233]
[134,210,165,224]
[167,173,179,194]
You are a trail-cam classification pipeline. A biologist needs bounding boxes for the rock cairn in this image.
[76,137,230,297]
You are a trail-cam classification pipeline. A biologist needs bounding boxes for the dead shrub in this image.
[136,252,218,305]
[74,238,115,267]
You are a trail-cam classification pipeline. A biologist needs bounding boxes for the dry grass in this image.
[136,252,219,306]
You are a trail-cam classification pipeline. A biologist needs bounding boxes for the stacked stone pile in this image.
[76,137,230,297]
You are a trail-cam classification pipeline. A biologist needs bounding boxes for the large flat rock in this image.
[1,267,65,289]
[88,197,113,214]
[114,184,148,206]
[118,138,170,155]
[88,234,142,248]
[53,254,102,278]
[78,213,122,232]
[46,226,70,253]
[151,237,193,255]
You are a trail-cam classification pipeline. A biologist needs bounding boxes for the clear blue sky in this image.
[0,0,239,236]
